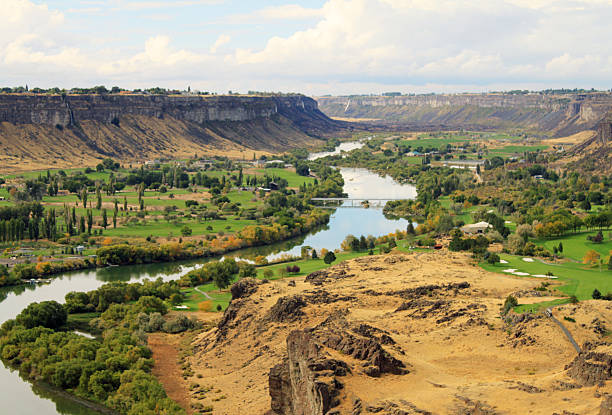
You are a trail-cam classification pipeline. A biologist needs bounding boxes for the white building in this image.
[461,221,492,235]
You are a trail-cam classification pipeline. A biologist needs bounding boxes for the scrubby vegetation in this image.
[0,278,200,415]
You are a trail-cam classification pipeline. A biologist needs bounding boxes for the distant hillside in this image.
[561,111,612,173]
[0,94,346,172]
[316,93,612,136]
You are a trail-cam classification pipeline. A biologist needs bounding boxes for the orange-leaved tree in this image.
[583,249,600,267]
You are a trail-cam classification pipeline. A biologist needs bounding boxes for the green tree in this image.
[238,262,257,279]
[80,187,88,208]
[406,221,415,235]
[180,225,192,237]
[323,251,336,265]
[16,300,67,329]
[213,269,232,291]
[102,209,108,229]
[96,186,102,210]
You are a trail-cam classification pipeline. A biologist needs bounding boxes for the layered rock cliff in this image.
[0,94,345,171]
[317,93,612,136]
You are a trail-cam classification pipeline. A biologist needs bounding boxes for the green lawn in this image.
[481,253,612,303]
[395,137,469,150]
[535,230,612,262]
[104,217,254,238]
[180,286,232,312]
[254,168,314,188]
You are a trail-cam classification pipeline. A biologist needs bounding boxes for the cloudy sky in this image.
[3,0,612,95]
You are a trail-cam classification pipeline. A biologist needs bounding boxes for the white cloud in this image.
[210,34,230,53]
[110,0,224,11]
[3,0,612,93]
[257,4,324,19]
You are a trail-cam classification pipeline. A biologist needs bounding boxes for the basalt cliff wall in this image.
[0,94,346,171]
[317,93,612,136]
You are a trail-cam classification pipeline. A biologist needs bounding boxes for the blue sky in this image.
[3,0,612,95]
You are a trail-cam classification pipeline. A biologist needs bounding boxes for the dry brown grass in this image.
[181,251,611,414]
[543,130,597,146]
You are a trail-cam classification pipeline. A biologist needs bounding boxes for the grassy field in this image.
[180,285,232,312]
[254,168,314,188]
[395,137,469,150]
[403,156,423,165]
[104,217,254,238]
[535,230,612,262]
[481,253,612,303]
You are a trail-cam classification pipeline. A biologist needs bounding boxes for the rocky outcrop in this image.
[269,330,349,415]
[230,277,260,300]
[567,342,612,386]
[216,278,260,342]
[266,295,307,323]
[268,317,408,414]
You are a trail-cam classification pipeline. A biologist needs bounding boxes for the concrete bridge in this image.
[310,198,405,208]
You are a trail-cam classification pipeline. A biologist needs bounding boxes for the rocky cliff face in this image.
[0,94,321,126]
[0,94,345,171]
[317,93,612,136]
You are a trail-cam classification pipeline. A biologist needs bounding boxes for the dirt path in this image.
[148,333,192,414]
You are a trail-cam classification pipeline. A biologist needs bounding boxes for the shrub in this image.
[198,301,213,312]
[285,265,300,274]
[323,251,336,264]
[486,252,500,264]
[163,315,200,333]
[502,295,518,314]
[592,289,602,299]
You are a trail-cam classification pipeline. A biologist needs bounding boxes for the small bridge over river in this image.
[310,198,405,208]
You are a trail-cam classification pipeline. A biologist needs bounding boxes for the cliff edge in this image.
[0,94,346,171]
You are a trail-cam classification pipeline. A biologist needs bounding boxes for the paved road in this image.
[194,286,212,300]
[546,307,581,354]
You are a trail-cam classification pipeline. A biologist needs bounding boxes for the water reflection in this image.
[0,165,416,415]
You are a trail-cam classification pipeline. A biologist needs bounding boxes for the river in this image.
[0,147,416,414]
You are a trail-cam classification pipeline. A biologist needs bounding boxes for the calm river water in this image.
[0,150,416,414]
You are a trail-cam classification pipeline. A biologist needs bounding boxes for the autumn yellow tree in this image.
[583,249,600,267]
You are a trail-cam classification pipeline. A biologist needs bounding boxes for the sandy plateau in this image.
[159,251,612,414]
